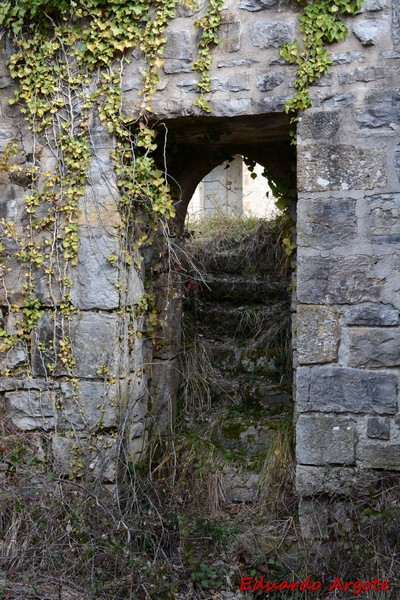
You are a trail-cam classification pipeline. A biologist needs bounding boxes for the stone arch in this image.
[152,112,296,230]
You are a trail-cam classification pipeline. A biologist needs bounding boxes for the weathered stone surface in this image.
[59,380,118,431]
[394,0,400,45]
[367,194,400,242]
[217,58,259,68]
[339,65,387,84]
[367,416,390,439]
[164,31,192,60]
[357,442,400,469]
[52,435,117,481]
[71,312,120,378]
[256,71,284,91]
[223,467,258,503]
[348,328,400,368]
[297,366,398,414]
[126,422,147,462]
[163,60,192,74]
[297,145,386,192]
[297,256,385,304]
[298,498,329,539]
[228,73,250,92]
[356,107,400,128]
[321,92,356,109]
[149,358,180,432]
[299,111,340,140]
[297,415,356,465]
[218,17,242,53]
[297,305,339,364]
[395,152,400,181]
[70,228,119,310]
[343,303,399,326]
[250,20,294,49]
[296,465,380,495]
[32,311,120,378]
[331,52,364,64]
[176,0,206,17]
[297,197,356,250]
[359,0,387,11]
[239,0,278,11]
[6,390,56,430]
[353,20,381,45]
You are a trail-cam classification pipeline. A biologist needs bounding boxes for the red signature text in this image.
[240,576,391,595]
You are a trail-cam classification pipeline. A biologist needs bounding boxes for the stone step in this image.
[192,301,288,338]
[205,338,288,377]
[191,250,280,278]
[199,274,286,303]
[209,373,292,411]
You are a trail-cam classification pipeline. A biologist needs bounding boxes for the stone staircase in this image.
[180,219,293,504]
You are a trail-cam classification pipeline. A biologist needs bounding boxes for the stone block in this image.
[70,227,119,310]
[331,52,364,64]
[297,305,339,364]
[256,71,284,91]
[239,0,278,11]
[367,417,390,440]
[298,498,329,539]
[321,92,356,109]
[299,111,340,140]
[297,145,386,192]
[357,442,400,469]
[164,31,192,60]
[71,312,120,378]
[6,390,56,430]
[297,366,398,414]
[217,58,258,68]
[297,255,384,304]
[343,304,399,326]
[297,415,356,465]
[367,194,400,242]
[348,328,400,368]
[149,358,180,433]
[353,20,381,45]
[223,467,259,503]
[59,380,118,431]
[339,66,387,85]
[163,60,192,74]
[393,0,400,45]
[32,311,120,378]
[52,435,117,481]
[218,17,242,53]
[297,197,356,250]
[250,20,294,49]
[356,107,400,128]
[395,152,400,181]
[126,422,147,462]
[0,260,27,306]
[296,465,380,496]
[228,74,249,92]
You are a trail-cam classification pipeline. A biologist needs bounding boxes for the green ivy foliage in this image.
[280,0,364,114]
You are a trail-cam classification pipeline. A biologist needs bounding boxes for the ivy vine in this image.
[281,0,364,116]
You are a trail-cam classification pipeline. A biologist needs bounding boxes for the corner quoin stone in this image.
[297,305,339,364]
[297,145,386,192]
[297,366,398,414]
[297,196,357,250]
[297,415,356,466]
[297,255,385,304]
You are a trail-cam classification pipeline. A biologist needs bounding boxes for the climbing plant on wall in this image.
[281,0,364,115]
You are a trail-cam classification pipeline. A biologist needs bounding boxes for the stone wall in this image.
[1,0,400,515]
